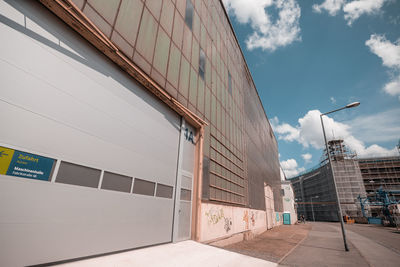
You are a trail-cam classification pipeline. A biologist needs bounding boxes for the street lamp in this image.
[311,195,319,222]
[320,101,359,252]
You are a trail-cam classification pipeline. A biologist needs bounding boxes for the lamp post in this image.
[311,195,319,222]
[320,101,359,252]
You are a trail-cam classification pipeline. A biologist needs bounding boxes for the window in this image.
[101,171,132,193]
[132,178,155,196]
[185,0,194,30]
[181,188,191,201]
[56,161,101,188]
[199,48,205,80]
[156,184,174,199]
[228,71,232,95]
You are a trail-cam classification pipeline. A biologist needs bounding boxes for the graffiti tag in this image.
[205,207,225,224]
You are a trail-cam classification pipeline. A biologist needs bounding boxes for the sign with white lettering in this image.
[0,146,55,181]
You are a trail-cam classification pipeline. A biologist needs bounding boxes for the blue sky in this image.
[223,0,400,177]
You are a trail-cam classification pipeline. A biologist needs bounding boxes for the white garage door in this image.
[0,1,194,266]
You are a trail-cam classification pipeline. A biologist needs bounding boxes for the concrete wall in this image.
[282,183,297,224]
[200,202,267,242]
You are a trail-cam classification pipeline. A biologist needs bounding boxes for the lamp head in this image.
[345,102,360,109]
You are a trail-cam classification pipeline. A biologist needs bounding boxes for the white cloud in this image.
[383,75,400,96]
[281,158,305,178]
[270,117,299,142]
[365,34,400,68]
[302,153,313,163]
[366,34,400,100]
[345,108,400,143]
[343,0,386,25]
[272,109,398,158]
[312,0,388,25]
[330,96,337,104]
[313,0,345,16]
[223,0,301,51]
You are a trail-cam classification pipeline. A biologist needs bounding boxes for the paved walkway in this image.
[55,240,277,267]
[280,223,369,266]
[54,222,400,266]
[222,224,311,262]
[329,224,400,267]
[281,222,400,266]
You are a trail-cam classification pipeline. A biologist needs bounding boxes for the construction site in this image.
[290,139,400,225]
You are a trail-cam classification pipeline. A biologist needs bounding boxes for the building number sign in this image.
[184,127,195,144]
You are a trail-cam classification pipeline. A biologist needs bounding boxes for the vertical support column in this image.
[172,118,185,243]
[193,126,204,241]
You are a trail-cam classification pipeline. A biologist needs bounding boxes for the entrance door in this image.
[173,119,196,242]
[283,213,291,225]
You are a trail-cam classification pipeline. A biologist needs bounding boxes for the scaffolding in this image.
[358,156,400,217]
[291,139,368,221]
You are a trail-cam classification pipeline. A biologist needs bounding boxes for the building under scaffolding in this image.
[290,140,368,221]
[358,156,400,216]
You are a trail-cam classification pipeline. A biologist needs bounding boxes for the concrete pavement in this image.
[281,222,400,267]
[280,223,369,266]
[53,222,400,266]
[329,224,400,267]
[55,240,277,267]
[222,224,311,263]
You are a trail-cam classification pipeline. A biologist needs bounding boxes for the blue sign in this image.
[5,149,55,181]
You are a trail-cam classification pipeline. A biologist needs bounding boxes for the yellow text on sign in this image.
[0,146,15,175]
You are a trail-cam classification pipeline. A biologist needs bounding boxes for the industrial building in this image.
[358,156,400,216]
[0,1,281,266]
[290,140,368,221]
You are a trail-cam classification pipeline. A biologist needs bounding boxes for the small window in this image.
[180,188,191,201]
[199,48,205,80]
[228,71,232,95]
[281,189,285,196]
[101,171,132,193]
[132,178,155,196]
[185,0,194,30]
[56,161,101,188]
[156,184,174,199]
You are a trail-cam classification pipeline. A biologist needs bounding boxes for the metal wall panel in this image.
[0,1,182,265]
[65,0,281,210]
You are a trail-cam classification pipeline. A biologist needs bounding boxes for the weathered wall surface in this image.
[200,202,267,242]
[282,183,297,224]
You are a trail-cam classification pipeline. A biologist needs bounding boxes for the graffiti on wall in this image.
[243,210,249,230]
[224,217,232,232]
[205,206,263,235]
[205,206,232,233]
[205,207,225,224]
[250,211,255,227]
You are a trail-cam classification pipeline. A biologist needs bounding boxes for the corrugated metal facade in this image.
[62,0,281,210]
